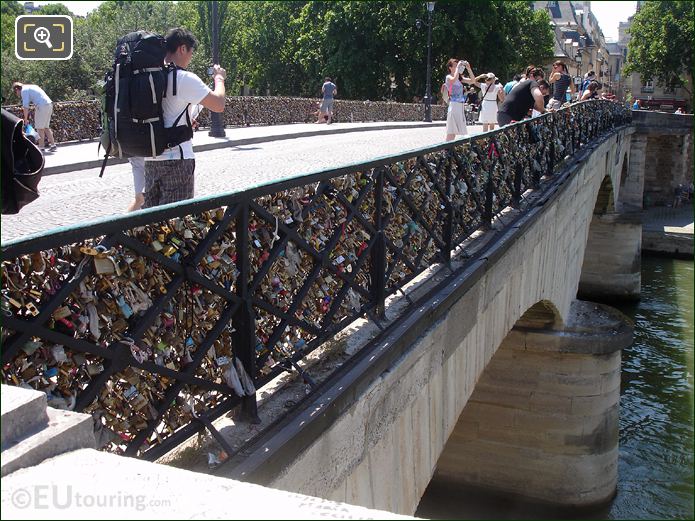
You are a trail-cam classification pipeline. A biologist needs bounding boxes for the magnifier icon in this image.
[33,26,53,49]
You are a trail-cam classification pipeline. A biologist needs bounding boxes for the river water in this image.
[417,256,694,520]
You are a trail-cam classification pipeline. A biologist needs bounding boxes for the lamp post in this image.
[574,49,583,88]
[209,0,226,138]
[419,2,436,122]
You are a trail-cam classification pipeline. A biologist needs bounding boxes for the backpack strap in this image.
[98,141,111,178]
[171,103,191,159]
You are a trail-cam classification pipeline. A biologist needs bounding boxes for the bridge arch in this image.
[579,146,641,301]
[594,175,616,215]
[515,299,563,329]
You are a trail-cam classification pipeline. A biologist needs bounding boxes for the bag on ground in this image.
[1,109,44,214]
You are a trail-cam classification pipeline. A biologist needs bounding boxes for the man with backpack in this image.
[142,27,227,208]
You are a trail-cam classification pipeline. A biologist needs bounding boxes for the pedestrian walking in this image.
[142,27,226,209]
[317,77,337,124]
[444,58,477,141]
[12,82,56,152]
[476,72,505,132]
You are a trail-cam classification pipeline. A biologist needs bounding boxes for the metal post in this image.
[423,7,433,122]
[371,169,386,319]
[233,204,260,423]
[209,0,226,138]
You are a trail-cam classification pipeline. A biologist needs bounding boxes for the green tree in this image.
[35,3,73,16]
[1,1,24,53]
[624,1,693,106]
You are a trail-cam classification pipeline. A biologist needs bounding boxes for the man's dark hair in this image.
[165,27,198,54]
[529,67,545,80]
[513,74,522,82]
[324,77,332,82]
[537,79,550,90]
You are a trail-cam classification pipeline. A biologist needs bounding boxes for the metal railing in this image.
[1,100,630,460]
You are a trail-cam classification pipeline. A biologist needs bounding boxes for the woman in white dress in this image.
[444,58,477,141]
[477,72,505,132]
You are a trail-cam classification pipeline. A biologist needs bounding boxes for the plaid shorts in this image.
[143,159,195,209]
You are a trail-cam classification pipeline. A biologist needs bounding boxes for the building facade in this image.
[534,1,687,110]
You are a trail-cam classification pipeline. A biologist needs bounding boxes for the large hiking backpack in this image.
[98,31,193,176]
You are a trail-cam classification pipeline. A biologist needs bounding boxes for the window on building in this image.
[641,79,654,93]
[664,85,675,94]
[547,1,561,18]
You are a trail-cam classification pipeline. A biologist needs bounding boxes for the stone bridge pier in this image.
[434,300,632,506]
[579,111,693,300]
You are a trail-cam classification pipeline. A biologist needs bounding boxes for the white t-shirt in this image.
[148,69,211,161]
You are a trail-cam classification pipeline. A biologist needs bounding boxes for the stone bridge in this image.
[3,106,690,518]
[221,121,637,513]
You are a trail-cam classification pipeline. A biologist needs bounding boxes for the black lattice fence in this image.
[1,101,631,461]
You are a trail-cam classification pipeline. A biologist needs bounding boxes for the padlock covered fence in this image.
[1,100,630,461]
[2,97,448,144]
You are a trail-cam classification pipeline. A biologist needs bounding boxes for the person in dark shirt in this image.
[496,79,550,126]
[466,86,479,107]
[547,60,574,110]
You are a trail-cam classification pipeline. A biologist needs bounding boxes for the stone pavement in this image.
[42,121,446,175]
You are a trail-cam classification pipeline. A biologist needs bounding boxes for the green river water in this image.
[417,256,694,520]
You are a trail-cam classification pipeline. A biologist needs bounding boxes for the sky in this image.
[588,1,637,41]
[31,0,638,42]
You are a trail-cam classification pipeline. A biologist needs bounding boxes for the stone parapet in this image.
[2,97,447,144]
[631,110,693,133]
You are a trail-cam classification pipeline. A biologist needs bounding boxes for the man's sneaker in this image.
[48,144,57,152]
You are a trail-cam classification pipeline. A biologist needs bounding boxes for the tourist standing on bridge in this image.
[317,77,337,124]
[579,71,596,99]
[142,28,227,209]
[496,76,550,127]
[580,81,601,101]
[476,72,505,132]
[547,60,574,110]
[12,82,56,152]
[504,74,521,95]
[444,58,477,141]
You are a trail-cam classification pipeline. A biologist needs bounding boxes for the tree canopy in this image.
[624,1,694,104]
[1,0,553,104]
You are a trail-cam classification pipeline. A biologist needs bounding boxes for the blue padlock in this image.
[117,296,133,318]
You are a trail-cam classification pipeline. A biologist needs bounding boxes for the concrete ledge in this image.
[642,230,694,258]
[1,386,48,450]
[1,407,95,477]
[1,449,416,519]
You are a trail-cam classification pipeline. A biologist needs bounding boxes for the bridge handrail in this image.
[0,100,630,460]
